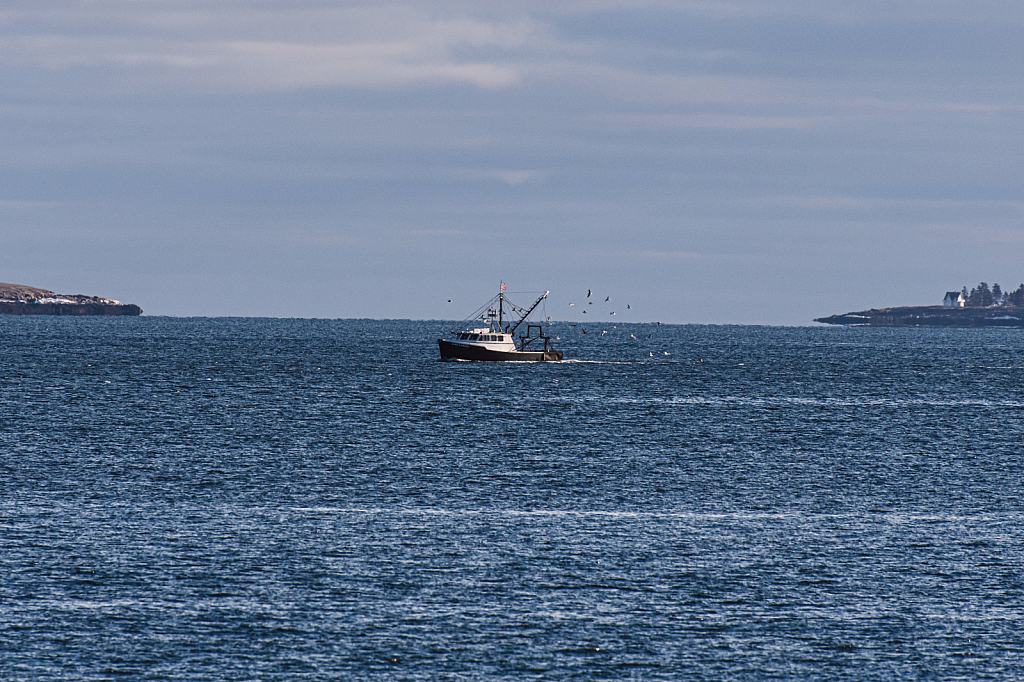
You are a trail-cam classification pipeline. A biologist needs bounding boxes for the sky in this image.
[1,0,1021,324]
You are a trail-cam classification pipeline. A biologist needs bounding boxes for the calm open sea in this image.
[1,317,1021,681]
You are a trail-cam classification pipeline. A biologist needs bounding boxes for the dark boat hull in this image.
[438,339,562,362]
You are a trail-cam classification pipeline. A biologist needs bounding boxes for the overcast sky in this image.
[1,1,1021,323]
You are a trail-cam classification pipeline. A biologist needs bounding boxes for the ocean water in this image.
[1,317,1021,681]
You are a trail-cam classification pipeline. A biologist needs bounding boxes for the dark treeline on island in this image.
[0,282,142,316]
[958,282,1023,307]
[816,281,1024,328]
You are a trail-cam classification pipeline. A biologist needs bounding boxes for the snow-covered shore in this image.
[0,282,142,316]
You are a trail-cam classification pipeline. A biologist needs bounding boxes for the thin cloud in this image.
[0,11,542,92]
[493,170,545,185]
[406,229,469,236]
[599,112,832,130]
[749,196,1024,212]
[637,250,724,261]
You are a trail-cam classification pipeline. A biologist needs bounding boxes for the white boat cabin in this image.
[451,328,518,351]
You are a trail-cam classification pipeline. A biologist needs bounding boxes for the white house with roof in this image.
[943,291,966,307]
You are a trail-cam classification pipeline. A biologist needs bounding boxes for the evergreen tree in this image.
[1008,284,1024,306]
[979,282,993,306]
[992,283,1002,304]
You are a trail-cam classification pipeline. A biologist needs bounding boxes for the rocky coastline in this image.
[815,305,1022,328]
[0,282,142,316]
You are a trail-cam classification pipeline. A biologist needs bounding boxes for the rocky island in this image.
[0,282,142,316]
[815,305,1022,327]
[816,282,1023,327]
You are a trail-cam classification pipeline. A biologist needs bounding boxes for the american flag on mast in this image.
[500,282,506,291]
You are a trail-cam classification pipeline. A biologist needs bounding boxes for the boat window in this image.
[486,335,493,341]
[469,334,479,340]
[497,335,504,341]
[459,333,469,340]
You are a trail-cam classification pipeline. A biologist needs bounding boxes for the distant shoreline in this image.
[0,301,143,316]
[0,282,142,316]
[815,305,1023,327]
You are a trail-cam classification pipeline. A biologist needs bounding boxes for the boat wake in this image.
[559,359,657,365]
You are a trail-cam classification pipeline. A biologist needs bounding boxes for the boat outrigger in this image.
[439,288,563,362]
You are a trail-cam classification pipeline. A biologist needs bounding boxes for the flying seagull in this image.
[605,296,610,302]
[627,304,631,309]
[447,299,452,303]
[630,334,637,340]
[609,312,615,315]
[582,310,587,314]
[569,303,574,307]
[587,289,592,298]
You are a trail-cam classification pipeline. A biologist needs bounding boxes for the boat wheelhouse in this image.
[438,289,563,362]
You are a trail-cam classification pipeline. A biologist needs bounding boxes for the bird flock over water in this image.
[561,288,670,356]
[568,288,629,317]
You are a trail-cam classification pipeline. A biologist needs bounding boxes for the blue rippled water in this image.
[1,317,1021,680]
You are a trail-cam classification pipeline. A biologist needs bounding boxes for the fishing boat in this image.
[439,287,563,362]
